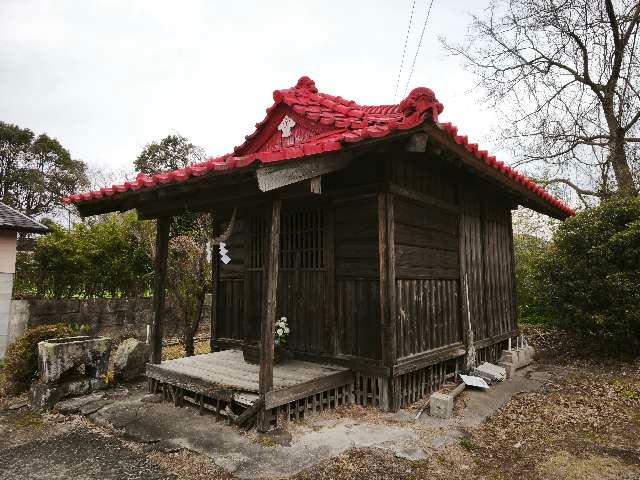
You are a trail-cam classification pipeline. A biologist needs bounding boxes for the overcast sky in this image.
[1,0,500,182]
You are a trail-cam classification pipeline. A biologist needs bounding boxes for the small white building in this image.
[0,202,48,359]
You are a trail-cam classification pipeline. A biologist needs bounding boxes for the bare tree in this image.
[166,214,212,357]
[443,0,640,201]
[138,213,212,357]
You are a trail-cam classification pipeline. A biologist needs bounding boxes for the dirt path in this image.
[0,409,176,480]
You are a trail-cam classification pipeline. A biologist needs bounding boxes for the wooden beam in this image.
[137,181,261,219]
[257,199,281,432]
[324,204,336,357]
[255,154,351,192]
[389,184,459,214]
[391,342,466,377]
[210,219,220,353]
[264,371,353,409]
[378,192,397,367]
[150,216,170,364]
[236,398,264,426]
[472,329,518,350]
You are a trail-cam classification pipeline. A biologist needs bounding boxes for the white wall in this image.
[0,230,17,359]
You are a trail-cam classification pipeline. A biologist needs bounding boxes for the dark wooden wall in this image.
[389,153,517,362]
[391,154,463,359]
[215,150,517,371]
[217,215,247,342]
[459,183,517,344]
[218,205,332,356]
[334,196,381,360]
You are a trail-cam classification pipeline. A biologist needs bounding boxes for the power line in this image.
[393,0,416,102]
[402,0,435,98]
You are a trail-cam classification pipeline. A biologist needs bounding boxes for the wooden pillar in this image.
[210,219,220,352]
[150,216,170,365]
[378,192,397,410]
[257,199,281,432]
[379,192,397,366]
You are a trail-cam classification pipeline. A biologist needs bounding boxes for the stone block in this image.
[498,361,516,379]
[430,392,453,419]
[500,350,518,364]
[525,345,535,360]
[38,336,111,384]
[30,377,105,410]
[30,336,112,410]
[112,338,149,380]
[472,362,506,382]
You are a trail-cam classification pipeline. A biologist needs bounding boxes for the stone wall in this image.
[5,296,212,348]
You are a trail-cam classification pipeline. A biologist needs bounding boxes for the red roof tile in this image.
[63,76,574,217]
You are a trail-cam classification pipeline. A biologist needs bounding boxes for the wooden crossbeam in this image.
[255,154,350,192]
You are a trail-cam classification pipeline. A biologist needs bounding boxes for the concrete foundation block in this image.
[472,362,506,382]
[30,336,112,410]
[525,346,535,360]
[38,336,111,384]
[430,392,453,419]
[498,361,516,379]
[500,350,518,364]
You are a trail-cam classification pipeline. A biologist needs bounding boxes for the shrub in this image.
[13,212,154,299]
[531,196,640,345]
[2,324,77,395]
[513,233,550,323]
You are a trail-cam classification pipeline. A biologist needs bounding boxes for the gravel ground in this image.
[0,421,176,480]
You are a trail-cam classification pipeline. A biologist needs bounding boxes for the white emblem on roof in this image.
[277,115,296,138]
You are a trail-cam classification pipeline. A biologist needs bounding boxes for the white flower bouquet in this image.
[275,316,290,346]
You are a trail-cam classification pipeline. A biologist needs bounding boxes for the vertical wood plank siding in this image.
[395,279,461,358]
[393,191,462,359]
[458,185,517,343]
[219,205,335,356]
[391,154,516,360]
[217,215,247,343]
[334,196,381,360]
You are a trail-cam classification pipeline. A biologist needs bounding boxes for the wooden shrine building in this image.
[65,76,574,430]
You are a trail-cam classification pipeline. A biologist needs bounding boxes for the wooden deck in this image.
[146,350,354,422]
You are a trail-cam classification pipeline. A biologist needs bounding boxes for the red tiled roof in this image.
[63,76,574,217]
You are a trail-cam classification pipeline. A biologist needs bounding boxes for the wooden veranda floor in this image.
[146,350,354,423]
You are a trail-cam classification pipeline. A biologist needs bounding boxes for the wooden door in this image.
[244,206,332,355]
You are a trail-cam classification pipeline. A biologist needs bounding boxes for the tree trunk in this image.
[610,130,638,197]
[183,292,205,357]
[184,331,195,357]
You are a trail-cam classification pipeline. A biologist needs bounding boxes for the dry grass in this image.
[147,449,233,480]
[292,325,640,480]
[538,451,638,480]
[162,339,211,361]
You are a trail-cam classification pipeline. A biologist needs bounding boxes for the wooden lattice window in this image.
[249,208,325,270]
[281,209,324,270]
[249,215,266,269]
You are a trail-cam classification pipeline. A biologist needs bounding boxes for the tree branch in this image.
[538,178,600,197]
